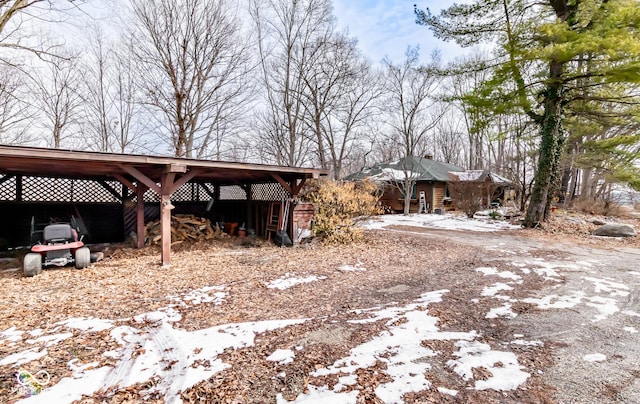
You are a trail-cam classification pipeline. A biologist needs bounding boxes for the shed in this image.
[0,145,327,265]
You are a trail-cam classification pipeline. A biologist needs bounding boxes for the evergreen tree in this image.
[416,0,640,226]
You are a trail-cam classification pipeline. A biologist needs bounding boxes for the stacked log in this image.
[145,214,227,245]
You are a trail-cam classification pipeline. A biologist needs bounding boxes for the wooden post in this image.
[160,172,175,267]
[136,184,147,249]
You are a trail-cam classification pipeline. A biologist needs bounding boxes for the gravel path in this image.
[408,227,640,403]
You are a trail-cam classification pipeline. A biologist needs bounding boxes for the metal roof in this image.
[449,170,512,185]
[345,156,465,182]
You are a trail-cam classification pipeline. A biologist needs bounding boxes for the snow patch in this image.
[510,339,543,347]
[584,277,629,297]
[26,333,73,347]
[583,353,606,362]
[294,290,528,402]
[0,327,24,344]
[482,282,513,297]
[447,341,529,390]
[522,291,585,309]
[475,267,521,281]
[267,349,295,364]
[437,387,458,396]
[58,317,114,332]
[486,303,517,319]
[266,273,327,290]
[0,348,47,366]
[362,213,521,232]
[585,296,619,322]
[169,285,227,307]
[338,261,366,272]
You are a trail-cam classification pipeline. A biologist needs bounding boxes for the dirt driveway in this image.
[396,226,640,403]
[0,221,639,403]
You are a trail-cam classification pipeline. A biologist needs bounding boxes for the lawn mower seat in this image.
[43,224,75,243]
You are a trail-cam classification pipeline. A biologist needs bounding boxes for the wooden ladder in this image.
[265,201,282,241]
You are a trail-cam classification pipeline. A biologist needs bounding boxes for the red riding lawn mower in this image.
[23,216,91,277]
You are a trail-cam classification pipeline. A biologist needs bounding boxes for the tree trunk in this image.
[403,179,413,215]
[525,59,564,227]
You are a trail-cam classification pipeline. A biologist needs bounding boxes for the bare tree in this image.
[81,29,145,153]
[302,31,381,179]
[447,53,493,171]
[31,52,82,148]
[0,65,32,144]
[382,47,444,214]
[433,108,465,166]
[130,0,252,158]
[250,0,333,167]
[0,0,85,64]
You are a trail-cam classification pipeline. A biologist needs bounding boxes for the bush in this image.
[570,197,627,217]
[301,179,382,243]
[448,179,497,218]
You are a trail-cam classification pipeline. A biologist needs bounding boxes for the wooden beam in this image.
[119,164,161,194]
[0,174,14,186]
[200,182,215,198]
[270,173,293,195]
[165,169,201,195]
[113,174,137,193]
[292,178,306,197]
[165,163,187,173]
[97,180,124,202]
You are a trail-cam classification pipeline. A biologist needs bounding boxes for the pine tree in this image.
[416,0,640,226]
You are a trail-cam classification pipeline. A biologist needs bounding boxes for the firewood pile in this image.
[145,214,227,245]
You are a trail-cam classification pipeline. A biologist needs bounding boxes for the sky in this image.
[332,0,467,64]
[44,1,467,67]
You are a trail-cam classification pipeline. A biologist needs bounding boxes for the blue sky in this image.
[332,0,466,64]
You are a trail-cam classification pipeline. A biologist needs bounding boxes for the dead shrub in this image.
[448,179,497,218]
[570,197,627,217]
[301,179,382,243]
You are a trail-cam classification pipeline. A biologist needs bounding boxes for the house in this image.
[345,156,465,213]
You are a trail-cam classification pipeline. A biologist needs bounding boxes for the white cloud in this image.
[333,0,467,64]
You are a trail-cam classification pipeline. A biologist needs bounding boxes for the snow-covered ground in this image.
[2,214,638,402]
[362,212,522,232]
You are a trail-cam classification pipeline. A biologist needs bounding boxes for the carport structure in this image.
[0,145,326,265]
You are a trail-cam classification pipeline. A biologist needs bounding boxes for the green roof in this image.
[344,156,465,182]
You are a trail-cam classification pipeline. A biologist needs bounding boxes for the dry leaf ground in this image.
[0,211,638,403]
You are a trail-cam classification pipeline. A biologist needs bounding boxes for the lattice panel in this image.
[8,176,290,203]
[142,188,161,203]
[198,184,214,201]
[219,185,247,200]
[68,179,121,203]
[137,183,205,202]
[3,176,122,203]
[23,177,73,202]
[0,175,16,201]
[251,182,289,201]
[171,183,201,202]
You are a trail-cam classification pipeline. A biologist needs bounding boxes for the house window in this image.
[401,183,417,199]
